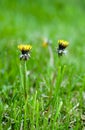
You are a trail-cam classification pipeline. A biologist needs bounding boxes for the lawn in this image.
[0,0,85,129]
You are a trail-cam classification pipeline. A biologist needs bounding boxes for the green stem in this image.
[24,61,27,100]
[23,61,28,129]
[19,64,23,92]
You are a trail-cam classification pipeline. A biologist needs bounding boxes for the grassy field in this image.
[0,0,85,129]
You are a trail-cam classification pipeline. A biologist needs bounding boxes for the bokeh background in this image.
[0,0,85,83]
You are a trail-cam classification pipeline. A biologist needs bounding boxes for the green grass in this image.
[0,0,85,129]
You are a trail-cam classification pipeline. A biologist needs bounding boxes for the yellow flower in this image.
[42,38,52,48]
[18,44,32,52]
[18,44,32,60]
[42,42,48,47]
[57,40,69,56]
[58,40,69,49]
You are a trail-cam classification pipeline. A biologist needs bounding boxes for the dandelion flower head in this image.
[57,40,69,56]
[42,38,52,48]
[18,44,32,60]
[18,44,32,53]
[58,40,69,49]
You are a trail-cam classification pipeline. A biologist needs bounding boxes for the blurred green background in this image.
[0,0,85,39]
[0,0,85,79]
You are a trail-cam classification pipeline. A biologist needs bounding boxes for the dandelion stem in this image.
[48,46,54,67]
[24,61,27,100]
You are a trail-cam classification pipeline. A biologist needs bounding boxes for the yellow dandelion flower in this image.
[42,38,52,48]
[18,44,32,60]
[58,40,69,49]
[18,44,32,52]
[57,40,69,56]
[42,42,48,47]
